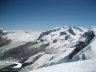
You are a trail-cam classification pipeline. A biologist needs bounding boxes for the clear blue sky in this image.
[0,0,96,30]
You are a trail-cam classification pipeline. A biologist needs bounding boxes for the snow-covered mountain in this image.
[19,26,87,72]
[29,27,96,72]
[0,26,96,72]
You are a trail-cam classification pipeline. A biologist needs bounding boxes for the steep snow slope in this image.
[70,27,96,61]
[55,27,96,64]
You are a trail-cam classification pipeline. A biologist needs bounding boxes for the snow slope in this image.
[30,58,96,72]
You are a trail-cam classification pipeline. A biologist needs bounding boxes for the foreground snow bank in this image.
[29,59,96,72]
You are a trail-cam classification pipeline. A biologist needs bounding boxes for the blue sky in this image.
[0,0,96,30]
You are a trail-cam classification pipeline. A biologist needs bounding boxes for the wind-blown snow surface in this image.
[30,58,96,72]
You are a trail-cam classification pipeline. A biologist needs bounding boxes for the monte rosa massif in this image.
[0,26,96,72]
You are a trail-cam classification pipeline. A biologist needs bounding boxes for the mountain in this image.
[29,27,96,72]
[0,26,96,72]
[19,26,87,72]
[57,27,96,63]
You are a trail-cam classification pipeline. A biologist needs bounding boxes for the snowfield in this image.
[7,30,41,42]
[30,58,96,72]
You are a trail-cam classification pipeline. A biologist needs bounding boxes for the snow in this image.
[29,59,96,72]
[0,41,26,53]
[30,54,55,70]
[0,60,22,69]
[0,29,41,59]
[19,26,88,72]
[13,62,22,68]
[89,26,96,35]
[0,26,96,72]
[0,60,12,69]
[46,48,74,65]
[79,37,87,42]
[71,36,96,61]
[5,61,22,68]
[7,30,40,42]
[37,26,85,43]
[26,27,96,72]
[91,37,96,53]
